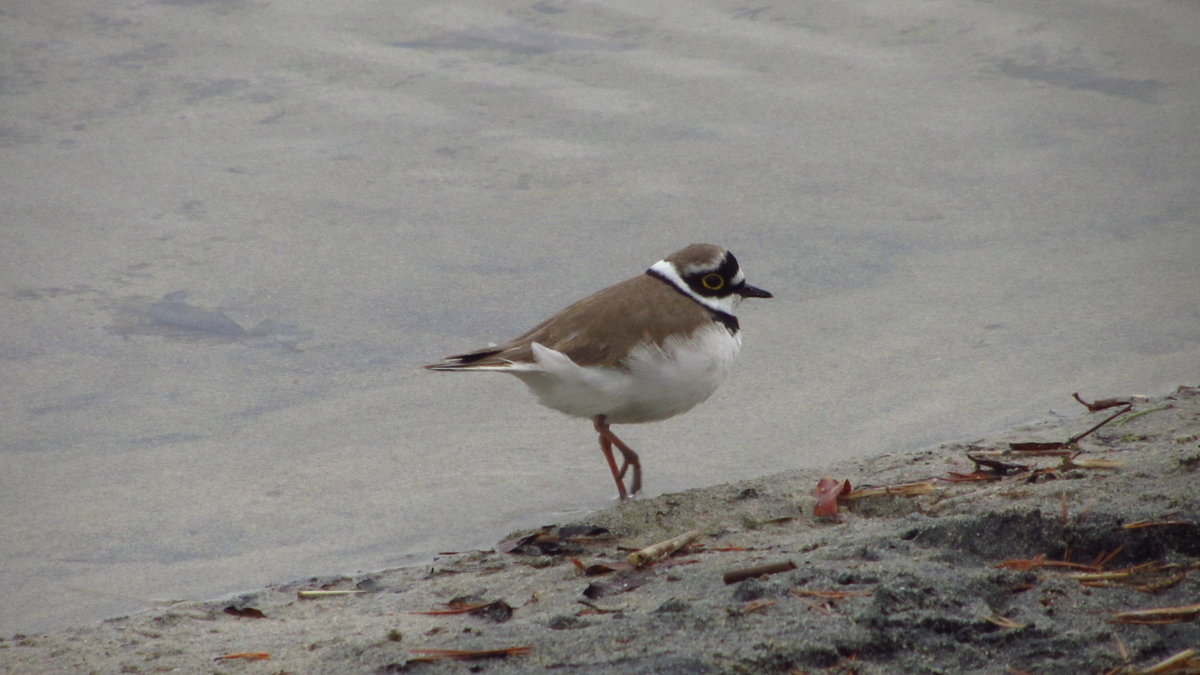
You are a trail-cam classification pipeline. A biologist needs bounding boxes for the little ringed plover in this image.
[425,243,772,499]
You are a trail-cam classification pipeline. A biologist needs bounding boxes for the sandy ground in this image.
[4,385,1197,674]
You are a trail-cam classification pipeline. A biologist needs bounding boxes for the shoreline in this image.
[4,387,1198,673]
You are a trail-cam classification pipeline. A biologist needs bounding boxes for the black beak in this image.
[737,283,773,299]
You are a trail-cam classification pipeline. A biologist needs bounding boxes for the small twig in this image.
[995,554,1098,572]
[409,646,531,662]
[967,454,1030,475]
[1085,561,1198,594]
[1067,404,1133,444]
[1010,402,1132,453]
[983,614,1027,629]
[1113,404,1172,427]
[1111,631,1129,663]
[791,588,870,600]
[1141,648,1198,674]
[794,595,834,615]
[1072,393,1132,412]
[1121,519,1195,530]
[839,481,938,500]
[1008,442,1074,454]
[940,471,1002,483]
[789,588,870,615]
[731,599,776,615]
[297,589,368,599]
[1112,602,1200,624]
[215,653,270,661]
[722,560,797,585]
[1092,545,1125,569]
[410,603,493,615]
[576,599,621,614]
[626,529,702,567]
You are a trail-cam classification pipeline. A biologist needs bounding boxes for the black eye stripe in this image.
[684,253,741,297]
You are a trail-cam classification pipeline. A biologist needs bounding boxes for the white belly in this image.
[509,324,742,424]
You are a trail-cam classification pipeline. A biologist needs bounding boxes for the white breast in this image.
[509,323,742,424]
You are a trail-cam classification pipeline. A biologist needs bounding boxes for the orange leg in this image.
[592,415,641,499]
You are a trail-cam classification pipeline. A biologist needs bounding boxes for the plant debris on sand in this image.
[3,387,1198,674]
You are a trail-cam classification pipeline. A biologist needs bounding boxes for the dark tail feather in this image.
[424,349,504,371]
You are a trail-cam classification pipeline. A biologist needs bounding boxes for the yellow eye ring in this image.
[701,273,724,290]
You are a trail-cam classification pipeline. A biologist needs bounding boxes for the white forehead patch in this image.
[678,257,723,276]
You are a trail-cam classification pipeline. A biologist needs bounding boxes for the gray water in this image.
[2,0,1198,635]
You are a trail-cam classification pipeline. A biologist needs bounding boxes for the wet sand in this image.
[4,386,1197,673]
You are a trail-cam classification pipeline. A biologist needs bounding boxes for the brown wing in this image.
[426,273,711,370]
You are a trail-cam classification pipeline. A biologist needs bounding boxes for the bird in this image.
[424,243,772,499]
